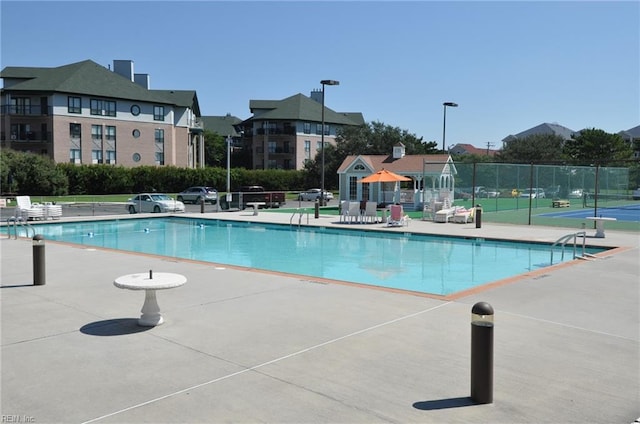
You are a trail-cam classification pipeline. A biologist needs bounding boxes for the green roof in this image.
[1,60,196,109]
[249,93,364,126]
[200,115,243,136]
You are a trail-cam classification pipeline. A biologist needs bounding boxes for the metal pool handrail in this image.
[6,216,35,239]
[550,231,587,263]
[290,208,309,227]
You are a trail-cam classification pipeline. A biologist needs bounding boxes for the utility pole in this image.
[486,142,494,156]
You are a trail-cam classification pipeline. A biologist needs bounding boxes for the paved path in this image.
[1,209,638,423]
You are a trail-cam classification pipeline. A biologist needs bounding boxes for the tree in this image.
[204,130,226,167]
[0,149,68,195]
[563,128,634,165]
[496,133,565,163]
[303,121,438,189]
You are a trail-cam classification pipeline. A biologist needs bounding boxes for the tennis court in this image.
[540,203,640,222]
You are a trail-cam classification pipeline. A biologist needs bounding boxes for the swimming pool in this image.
[9,217,605,296]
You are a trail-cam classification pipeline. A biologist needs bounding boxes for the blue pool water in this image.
[9,217,605,295]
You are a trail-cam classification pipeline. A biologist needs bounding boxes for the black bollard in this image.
[475,204,482,229]
[314,200,319,219]
[200,197,205,213]
[471,301,494,404]
[33,234,46,285]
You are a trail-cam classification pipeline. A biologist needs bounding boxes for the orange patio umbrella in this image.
[358,169,411,184]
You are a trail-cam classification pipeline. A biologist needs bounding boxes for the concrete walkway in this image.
[1,210,638,423]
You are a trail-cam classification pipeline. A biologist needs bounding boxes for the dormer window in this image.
[393,143,405,159]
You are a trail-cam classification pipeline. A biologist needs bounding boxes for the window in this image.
[154,129,164,143]
[92,149,103,164]
[105,150,116,164]
[155,152,164,165]
[130,104,141,116]
[70,123,81,139]
[153,106,165,121]
[303,123,311,134]
[155,129,164,165]
[10,97,31,115]
[70,149,81,164]
[132,153,141,162]
[304,140,311,159]
[90,99,116,116]
[324,124,329,135]
[105,126,116,141]
[315,124,322,135]
[91,125,103,141]
[268,141,276,153]
[68,96,81,114]
[132,129,140,138]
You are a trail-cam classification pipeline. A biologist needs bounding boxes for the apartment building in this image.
[238,90,365,170]
[0,59,204,168]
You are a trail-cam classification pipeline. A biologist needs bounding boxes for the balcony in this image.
[6,131,52,142]
[1,105,52,116]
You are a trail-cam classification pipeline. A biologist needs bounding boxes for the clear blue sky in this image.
[2,1,638,149]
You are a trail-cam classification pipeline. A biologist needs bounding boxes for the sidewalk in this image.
[1,211,638,423]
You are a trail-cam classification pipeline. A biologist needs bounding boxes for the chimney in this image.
[134,73,150,89]
[113,60,134,81]
[310,89,323,104]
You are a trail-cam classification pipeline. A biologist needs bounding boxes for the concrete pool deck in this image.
[1,209,638,423]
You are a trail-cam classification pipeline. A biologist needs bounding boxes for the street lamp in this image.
[320,79,339,206]
[442,101,458,153]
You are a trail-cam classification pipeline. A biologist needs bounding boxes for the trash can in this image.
[475,204,482,228]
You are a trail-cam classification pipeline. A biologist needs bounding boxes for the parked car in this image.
[297,188,334,201]
[519,188,546,199]
[633,188,640,200]
[126,193,185,214]
[568,188,584,199]
[177,186,218,204]
[485,189,500,198]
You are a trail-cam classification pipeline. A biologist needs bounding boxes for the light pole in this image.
[442,101,458,153]
[320,79,339,206]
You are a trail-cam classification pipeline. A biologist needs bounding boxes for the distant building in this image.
[502,122,577,146]
[0,59,204,167]
[449,143,498,156]
[237,91,364,170]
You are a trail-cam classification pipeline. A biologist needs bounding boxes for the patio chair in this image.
[347,201,361,223]
[15,196,45,221]
[339,201,350,223]
[362,201,378,223]
[387,204,408,227]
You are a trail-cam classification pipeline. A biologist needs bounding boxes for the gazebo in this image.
[336,143,457,210]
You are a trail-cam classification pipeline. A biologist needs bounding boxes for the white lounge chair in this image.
[15,196,45,221]
[44,202,62,220]
[434,207,455,223]
[387,204,408,227]
[452,207,475,224]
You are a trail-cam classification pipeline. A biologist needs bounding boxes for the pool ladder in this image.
[290,208,310,227]
[6,216,35,239]
[550,231,590,264]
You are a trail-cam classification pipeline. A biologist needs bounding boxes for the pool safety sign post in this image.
[471,301,493,404]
